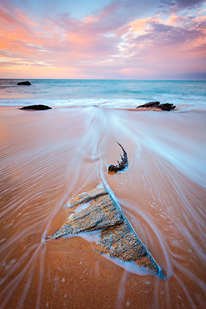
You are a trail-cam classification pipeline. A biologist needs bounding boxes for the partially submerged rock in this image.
[136,101,175,111]
[67,187,107,208]
[17,81,31,86]
[159,103,176,111]
[48,188,165,278]
[137,101,160,108]
[20,104,52,110]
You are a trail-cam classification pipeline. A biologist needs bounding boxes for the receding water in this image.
[0,107,206,308]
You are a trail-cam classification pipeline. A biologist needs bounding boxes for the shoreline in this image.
[0,106,206,308]
[1,104,206,113]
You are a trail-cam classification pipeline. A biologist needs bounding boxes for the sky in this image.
[0,0,206,79]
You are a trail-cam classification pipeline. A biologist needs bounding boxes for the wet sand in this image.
[0,106,206,308]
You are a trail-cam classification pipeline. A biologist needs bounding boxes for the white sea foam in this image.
[0,79,205,111]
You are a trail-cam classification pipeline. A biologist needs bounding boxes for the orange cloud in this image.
[15,9,38,27]
[129,17,156,33]
[84,15,99,24]
[0,1,206,79]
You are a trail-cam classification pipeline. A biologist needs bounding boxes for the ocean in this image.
[0,79,206,111]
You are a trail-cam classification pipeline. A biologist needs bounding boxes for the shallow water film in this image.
[0,107,206,308]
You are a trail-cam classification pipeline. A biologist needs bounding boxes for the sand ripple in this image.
[0,107,206,308]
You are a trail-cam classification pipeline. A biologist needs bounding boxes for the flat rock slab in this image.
[49,188,165,278]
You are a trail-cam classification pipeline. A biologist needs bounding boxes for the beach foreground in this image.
[0,106,206,308]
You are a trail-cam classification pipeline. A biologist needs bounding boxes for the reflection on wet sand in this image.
[0,106,206,308]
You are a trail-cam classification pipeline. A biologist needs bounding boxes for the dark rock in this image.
[136,101,160,108]
[48,187,165,278]
[20,105,52,110]
[17,81,31,86]
[159,103,176,111]
[136,101,175,111]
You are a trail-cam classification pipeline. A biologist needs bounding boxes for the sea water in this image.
[0,79,205,111]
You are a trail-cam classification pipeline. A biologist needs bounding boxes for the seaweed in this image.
[108,142,128,173]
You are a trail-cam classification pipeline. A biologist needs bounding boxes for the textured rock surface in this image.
[67,187,107,208]
[51,193,123,238]
[49,188,165,278]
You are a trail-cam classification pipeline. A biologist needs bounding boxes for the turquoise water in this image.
[0,79,205,111]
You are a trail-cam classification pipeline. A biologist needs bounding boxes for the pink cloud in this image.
[0,1,206,79]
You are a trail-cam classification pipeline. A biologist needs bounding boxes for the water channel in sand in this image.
[0,106,206,308]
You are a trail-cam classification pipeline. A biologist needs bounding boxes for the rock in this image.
[136,101,160,108]
[48,188,165,278]
[67,187,107,208]
[136,101,175,111]
[17,81,31,85]
[20,105,52,110]
[51,193,124,237]
[159,103,176,111]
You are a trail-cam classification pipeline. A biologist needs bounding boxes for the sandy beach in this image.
[0,106,206,308]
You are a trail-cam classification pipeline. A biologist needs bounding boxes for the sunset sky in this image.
[0,0,206,79]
